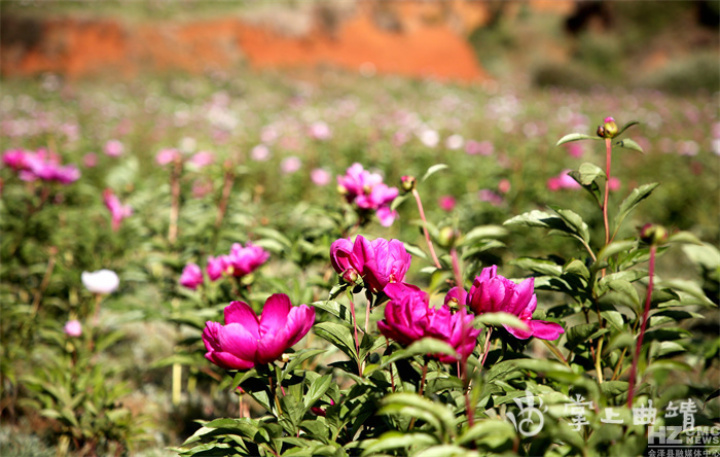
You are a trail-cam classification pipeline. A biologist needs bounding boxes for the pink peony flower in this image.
[337,163,398,226]
[104,139,124,157]
[2,149,29,170]
[251,144,271,161]
[498,179,511,194]
[190,151,215,168]
[308,121,332,140]
[330,235,411,294]
[478,189,503,206]
[281,156,301,174]
[5,148,80,184]
[103,188,132,231]
[439,195,456,212]
[378,283,480,363]
[467,266,564,340]
[565,143,584,158]
[179,263,204,290]
[64,319,82,337]
[311,168,331,186]
[226,242,270,277]
[465,140,494,156]
[547,170,581,191]
[608,177,621,191]
[206,255,229,281]
[156,148,180,165]
[83,153,98,168]
[202,294,315,370]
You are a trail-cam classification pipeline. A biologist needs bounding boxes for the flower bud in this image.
[400,175,416,193]
[639,224,668,246]
[281,353,291,363]
[341,268,359,284]
[597,117,618,138]
[437,226,459,248]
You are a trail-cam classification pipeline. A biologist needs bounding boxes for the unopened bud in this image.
[639,223,668,246]
[337,185,347,195]
[281,353,291,363]
[401,175,416,193]
[437,226,458,248]
[598,117,618,139]
[341,268,359,284]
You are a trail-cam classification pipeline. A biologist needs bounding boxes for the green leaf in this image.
[379,393,456,439]
[573,162,606,185]
[462,225,508,243]
[368,338,459,374]
[313,322,357,361]
[597,240,637,263]
[473,312,528,332]
[312,300,352,325]
[615,120,640,138]
[556,133,603,146]
[456,420,515,448]
[361,432,438,457]
[552,207,591,243]
[614,138,644,153]
[666,231,703,246]
[304,375,332,410]
[511,257,562,277]
[613,183,659,234]
[391,193,410,211]
[422,164,449,182]
[416,445,480,457]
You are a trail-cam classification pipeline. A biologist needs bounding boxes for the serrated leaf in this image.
[614,138,644,153]
[556,133,603,146]
[422,164,449,182]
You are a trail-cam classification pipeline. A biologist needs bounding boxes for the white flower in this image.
[81,269,120,294]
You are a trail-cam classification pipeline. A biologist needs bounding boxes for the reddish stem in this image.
[603,138,612,247]
[215,168,235,229]
[412,189,442,269]
[168,156,182,244]
[627,245,657,407]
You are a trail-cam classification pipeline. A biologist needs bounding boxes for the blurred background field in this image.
[1,1,718,456]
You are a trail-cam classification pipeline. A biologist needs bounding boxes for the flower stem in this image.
[541,339,569,367]
[479,327,494,368]
[603,138,612,248]
[215,167,235,229]
[627,245,657,407]
[412,189,441,269]
[348,297,361,375]
[168,156,182,245]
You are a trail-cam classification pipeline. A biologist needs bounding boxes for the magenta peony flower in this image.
[2,149,29,170]
[206,255,229,281]
[103,188,132,231]
[226,242,270,277]
[179,263,204,290]
[337,163,398,226]
[439,195,456,212]
[467,266,563,340]
[202,294,315,370]
[378,283,480,363]
[330,235,411,293]
[5,148,80,184]
[64,319,82,337]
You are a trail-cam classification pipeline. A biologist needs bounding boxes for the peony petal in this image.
[505,321,533,340]
[206,351,255,371]
[224,301,259,338]
[259,294,291,337]
[529,320,565,340]
[218,323,259,362]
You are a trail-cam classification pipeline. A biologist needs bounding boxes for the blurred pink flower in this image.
[206,255,228,281]
[308,121,332,140]
[64,320,82,337]
[565,143,584,158]
[445,134,464,150]
[202,294,315,370]
[103,188,132,231]
[251,144,271,161]
[439,195,456,212]
[467,266,563,340]
[498,179,511,194]
[190,151,215,168]
[179,263,204,290]
[192,179,213,198]
[2,149,29,170]
[478,189,503,206]
[337,163,398,226]
[156,148,180,165]
[83,153,98,168]
[311,168,331,186]
[330,235,411,294]
[547,170,581,191]
[465,140,493,156]
[104,139,124,157]
[5,148,81,184]
[378,283,480,363]
[608,177,621,191]
[281,156,302,174]
[226,242,270,277]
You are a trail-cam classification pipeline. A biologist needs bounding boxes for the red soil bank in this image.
[1,6,491,82]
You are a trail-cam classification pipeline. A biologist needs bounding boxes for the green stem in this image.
[412,189,441,269]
